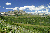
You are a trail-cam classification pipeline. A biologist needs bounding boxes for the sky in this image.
[0,0,50,13]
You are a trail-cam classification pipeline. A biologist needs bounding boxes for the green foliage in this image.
[0,16,50,33]
[2,16,50,26]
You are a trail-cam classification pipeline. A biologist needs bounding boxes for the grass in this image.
[14,23,50,28]
[0,15,50,33]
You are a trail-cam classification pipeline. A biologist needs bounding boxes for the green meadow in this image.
[0,15,50,33]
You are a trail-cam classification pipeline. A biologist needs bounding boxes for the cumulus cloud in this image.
[37,9,49,13]
[13,7,19,10]
[6,2,11,5]
[27,12,35,14]
[19,7,25,10]
[19,5,44,11]
[19,6,35,10]
[35,5,44,10]
[6,5,50,14]
[6,5,45,11]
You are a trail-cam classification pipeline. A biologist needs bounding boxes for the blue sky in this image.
[0,0,50,12]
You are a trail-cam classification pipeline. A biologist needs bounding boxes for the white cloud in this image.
[37,9,49,13]
[6,5,45,11]
[48,5,50,8]
[13,7,19,10]
[6,2,11,5]
[3,7,4,8]
[27,12,35,14]
[35,11,37,12]
[6,7,19,10]
[49,3,50,4]
[48,12,50,14]
[19,5,44,11]
[6,8,14,9]
[19,7,26,10]
[0,6,1,7]
[19,6,35,10]
[38,11,42,13]
[6,5,50,14]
